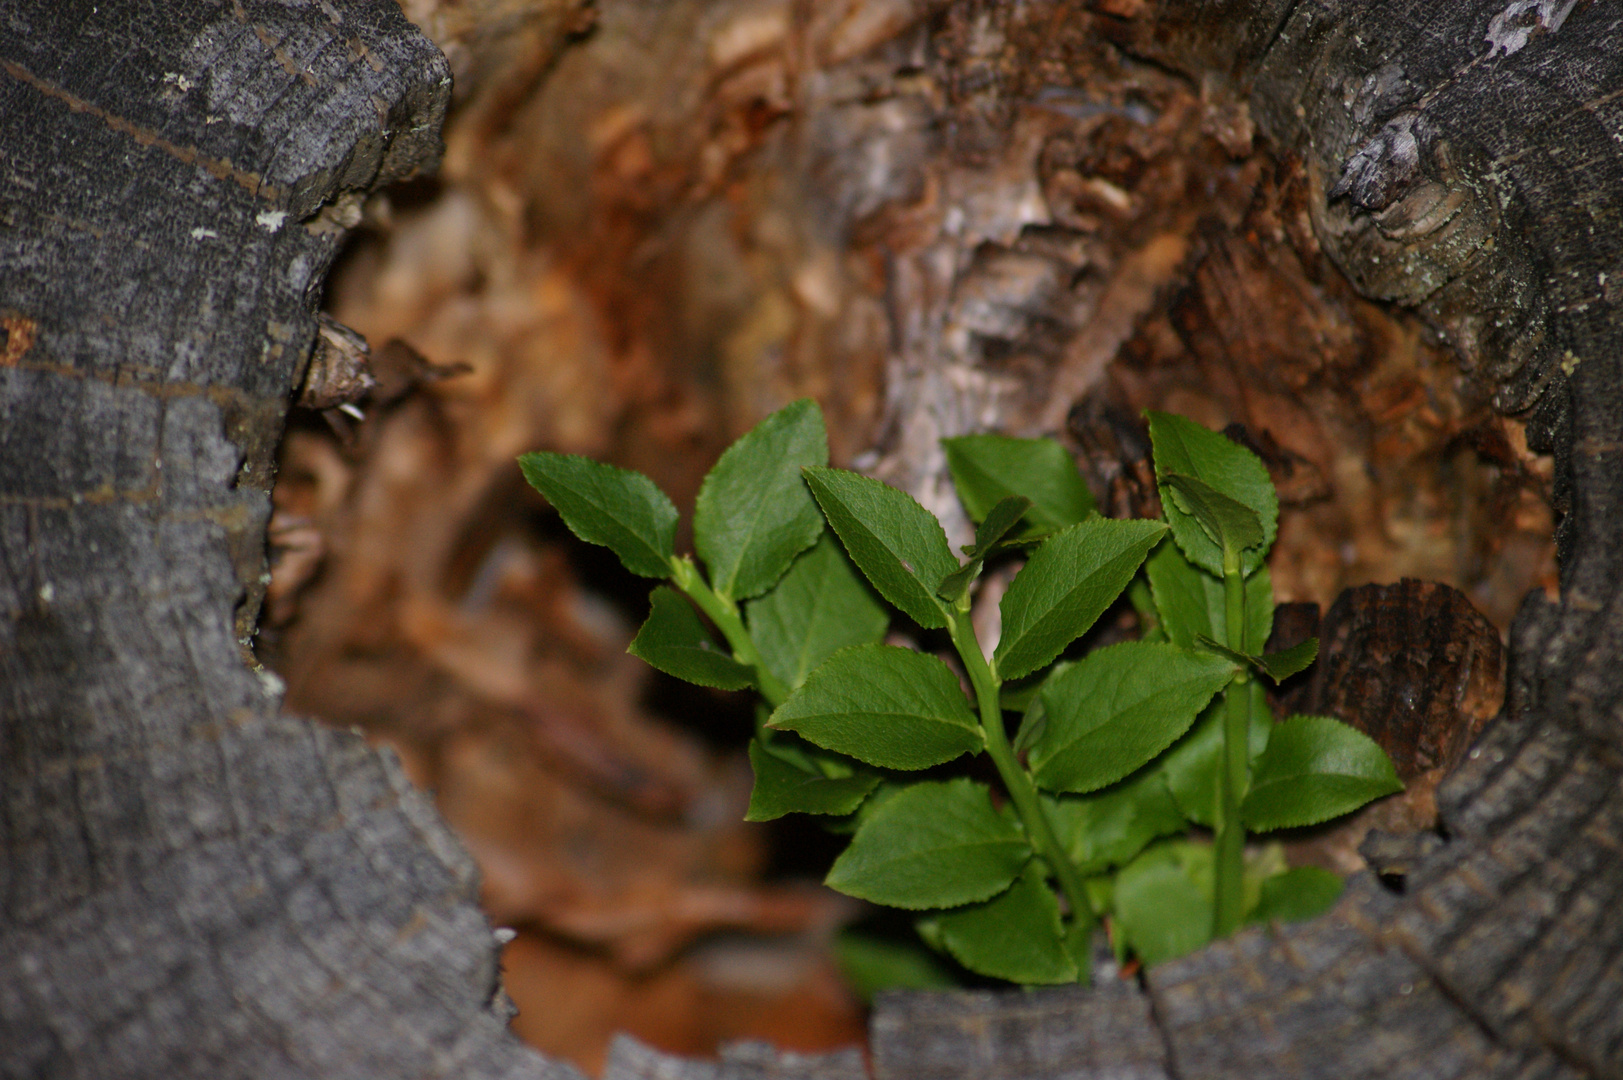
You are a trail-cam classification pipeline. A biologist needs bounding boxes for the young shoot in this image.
[518,400,1402,986]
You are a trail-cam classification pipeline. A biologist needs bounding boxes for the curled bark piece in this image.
[297,313,376,412]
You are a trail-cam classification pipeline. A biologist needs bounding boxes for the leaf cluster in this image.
[518,402,1402,987]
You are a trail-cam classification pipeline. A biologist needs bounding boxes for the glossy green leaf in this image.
[1242,714,1403,830]
[1030,642,1236,795]
[1146,412,1277,577]
[834,931,960,1002]
[1043,769,1188,876]
[1161,681,1272,828]
[826,779,1031,909]
[803,466,958,629]
[1163,472,1263,559]
[932,863,1078,985]
[1145,539,1272,652]
[994,518,1167,681]
[747,533,889,691]
[942,433,1096,538]
[1112,839,1213,967]
[767,645,982,770]
[938,496,1031,602]
[1247,866,1344,925]
[518,452,677,578]
[745,739,881,821]
[628,586,754,689]
[693,399,828,601]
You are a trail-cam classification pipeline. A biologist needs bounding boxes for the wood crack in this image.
[0,59,284,206]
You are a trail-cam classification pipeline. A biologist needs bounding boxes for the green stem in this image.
[1212,549,1249,939]
[947,607,1096,972]
[670,556,791,709]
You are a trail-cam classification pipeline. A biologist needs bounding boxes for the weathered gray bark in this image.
[2,2,1619,1080]
[0,3,569,1078]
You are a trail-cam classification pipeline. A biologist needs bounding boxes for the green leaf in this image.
[1242,715,1403,830]
[820,779,908,836]
[841,780,908,829]
[748,730,849,777]
[1112,839,1214,967]
[518,452,678,578]
[826,779,1031,909]
[1163,472,1263,560]
[1146,412,1278,577]
[931,863,1078,985]
[803,466,958,629]
[937,496,1032,602]
[964,495,1034,557]
[1029,642,1236,795]
[628,586,755,689]
[1241,841,1288,917]
[767,645,983,770]
[1008,664,1069,757]
[1196,635,1317,684]
[1145,539,1272,652]
[747,533,889,691]
[745,739,881,821]
[1160,681,1272,828]
[1043,769,1188,876]
[1126,577,1164,642]
[1257,637,1317,682]
[693,399,828,601]
[1247,866,1344,925]
[1117,843,1307,960]
[994,518,1167,681]
[834,931,961,1002]
[1012,707,1046,758]
[1000,659,1070,722]
[943,434,1096,538]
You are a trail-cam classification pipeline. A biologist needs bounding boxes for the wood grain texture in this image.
[604,1036,869,1080]
[0,2,569,1078]
[871,976,1170,1080]
[1311,579,1504,781]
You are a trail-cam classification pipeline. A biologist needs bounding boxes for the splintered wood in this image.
[263,0,1555,1073]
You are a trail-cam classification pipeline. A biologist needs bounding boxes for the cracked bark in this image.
[2,2,1619,1080]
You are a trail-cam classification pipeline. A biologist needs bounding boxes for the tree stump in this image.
[2,1,1619,1078]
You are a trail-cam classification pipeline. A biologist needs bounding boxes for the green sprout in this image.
[519,400,1402,986]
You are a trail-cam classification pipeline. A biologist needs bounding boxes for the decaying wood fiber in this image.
[2,1,1619,1079]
